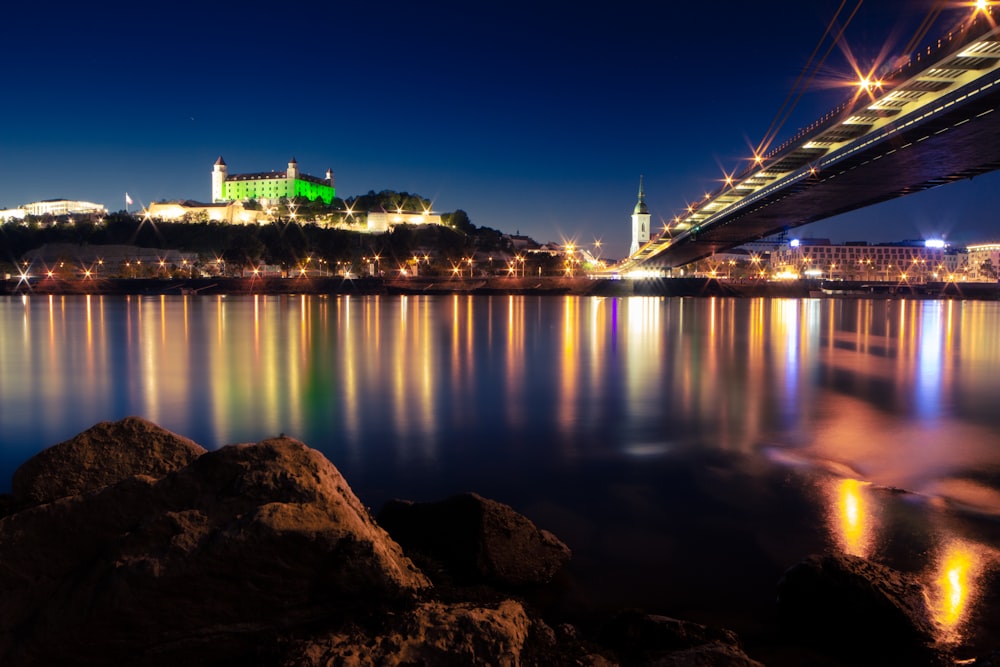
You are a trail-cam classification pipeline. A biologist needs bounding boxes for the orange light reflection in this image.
[830,478,875,557]
[929,540,983,644]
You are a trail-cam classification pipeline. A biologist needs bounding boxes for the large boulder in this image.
[378,492,572,587]
[280,599,532,667]
[0,435,430,666]
[598,611,764,667]
[11,416,205,506]
[776,552,942,665]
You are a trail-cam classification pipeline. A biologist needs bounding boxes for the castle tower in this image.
[212,156,227,203]
[630,175,650,256]
[326,168,335,188]
[287,157,299,180]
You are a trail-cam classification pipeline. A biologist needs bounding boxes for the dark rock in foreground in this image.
[599,611,765,667]
[378,493,572,588]
[281,599,533,667]
[11,415,205,507]
[0,428,429,665]
[777,552,943,665]
[0,416,779,666]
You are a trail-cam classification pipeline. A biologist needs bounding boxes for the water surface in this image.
[2,294,1000,659]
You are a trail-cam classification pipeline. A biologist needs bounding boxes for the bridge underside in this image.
[644,81,1000,269]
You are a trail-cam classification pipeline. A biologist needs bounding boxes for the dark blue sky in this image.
[2,0,997,259]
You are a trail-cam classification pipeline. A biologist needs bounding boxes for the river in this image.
[2,293,999,661]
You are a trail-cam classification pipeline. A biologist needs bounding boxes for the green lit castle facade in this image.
[212,156,335,205]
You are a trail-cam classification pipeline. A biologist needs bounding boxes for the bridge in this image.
[619,7,1000,272]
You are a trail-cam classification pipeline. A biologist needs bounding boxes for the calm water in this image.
[3,293,1000,658]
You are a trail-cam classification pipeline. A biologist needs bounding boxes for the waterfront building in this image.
[20,243,196,277]
[630,176,650,256]
[212,156,335,205]
[769,238,955,281]
[966,243,1000,280]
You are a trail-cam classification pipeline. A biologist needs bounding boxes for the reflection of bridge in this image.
[621,8,1000,272]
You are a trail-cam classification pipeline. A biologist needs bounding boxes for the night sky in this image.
[3,0,997,259]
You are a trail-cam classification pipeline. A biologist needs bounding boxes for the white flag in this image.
[125,192,134,206]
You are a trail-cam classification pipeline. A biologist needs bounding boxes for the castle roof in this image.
[226,171,333,186]
[215,156,226,166]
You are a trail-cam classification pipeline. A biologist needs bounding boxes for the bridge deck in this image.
[623,10,1000,270]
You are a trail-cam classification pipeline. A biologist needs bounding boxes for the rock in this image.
[0,493,16,519]
[643,644,766,667]
[599,612,763,667]
[776,552,942,664]
[11,416,206,506]
[378,492,572,587]
[280,599,532,667]
[0,435,430,665]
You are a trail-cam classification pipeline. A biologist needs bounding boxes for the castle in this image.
[212,157,336,205]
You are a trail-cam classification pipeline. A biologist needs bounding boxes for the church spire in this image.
[633,175,649,215]
[630,175,650,256]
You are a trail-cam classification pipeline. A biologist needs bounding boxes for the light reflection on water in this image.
[4,294,1000,650]
[827,478,877,559]
[929,539,983,644]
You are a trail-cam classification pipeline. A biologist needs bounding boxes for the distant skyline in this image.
[3,1,999,259]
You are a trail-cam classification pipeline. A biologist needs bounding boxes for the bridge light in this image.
[976,0,989,12]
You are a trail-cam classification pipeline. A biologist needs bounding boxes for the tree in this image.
[223,233,266,276]
[444,209,475,234]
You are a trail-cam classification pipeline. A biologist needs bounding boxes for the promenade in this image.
[2,275,998,299]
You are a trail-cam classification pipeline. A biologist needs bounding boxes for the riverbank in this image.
[4,275,1000,299]
[0,418,984,666]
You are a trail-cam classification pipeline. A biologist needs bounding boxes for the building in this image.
[365,209,443,233]
[966,243,1000,280]
[769,238,956,281]
[21,243,196,276]
[4,199,108,219]
[212,156,335,205]
[146,200,269,225]
[0,208,26,221]
[630,176,650,256]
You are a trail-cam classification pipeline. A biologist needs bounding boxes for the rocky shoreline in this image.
[0,417,993,666]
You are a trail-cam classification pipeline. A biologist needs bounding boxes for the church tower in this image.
[630,176,650,256]
[212,156,227,203]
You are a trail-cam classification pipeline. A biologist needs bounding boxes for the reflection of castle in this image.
[211,156,335,205]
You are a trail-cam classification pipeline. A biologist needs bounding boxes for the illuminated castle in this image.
[211,156,335,205]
